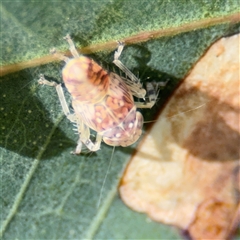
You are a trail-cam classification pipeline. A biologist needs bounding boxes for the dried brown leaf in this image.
[119,34,240,240]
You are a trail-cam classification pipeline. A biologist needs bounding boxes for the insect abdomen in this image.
[102,106,144,147]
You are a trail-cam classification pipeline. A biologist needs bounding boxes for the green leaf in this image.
[0,0,239,239]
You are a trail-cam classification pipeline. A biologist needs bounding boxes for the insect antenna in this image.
[97,146,115,208]
[16,79,36,93]
[143,100,212,124]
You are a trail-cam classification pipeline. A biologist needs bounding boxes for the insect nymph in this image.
[39,35,163,154]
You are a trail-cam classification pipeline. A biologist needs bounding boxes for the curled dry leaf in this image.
[119,34,239,240]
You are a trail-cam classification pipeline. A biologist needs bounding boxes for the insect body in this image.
[39,35,163,154]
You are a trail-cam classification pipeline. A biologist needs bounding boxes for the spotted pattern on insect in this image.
[70,68,142,146]
[39,35,162,154]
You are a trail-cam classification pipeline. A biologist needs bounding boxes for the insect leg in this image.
[113,42,169,108]
[38,74,77,122]
[39,75,102,154]
[113,42,146,99]
[73,120,103,154]
[134,81,169,109]
[113,42,140,84]
[50,48,70,63]
[64,34,80,59]
[120,76,146,99]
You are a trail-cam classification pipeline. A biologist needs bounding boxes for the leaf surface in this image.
[0,0,239,239]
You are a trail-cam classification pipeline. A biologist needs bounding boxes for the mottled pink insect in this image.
[39,35,164,154]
